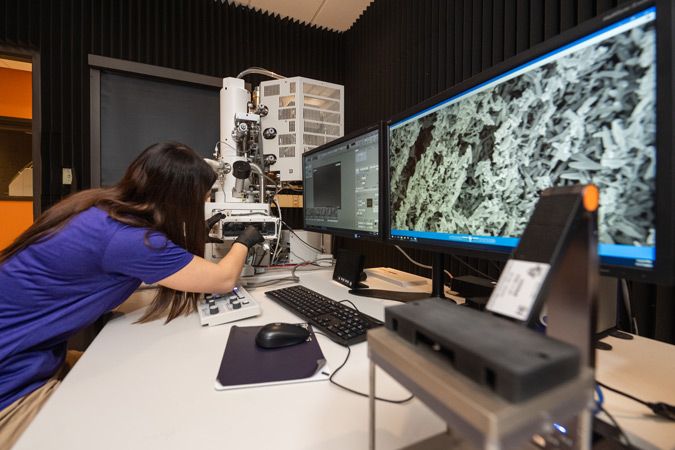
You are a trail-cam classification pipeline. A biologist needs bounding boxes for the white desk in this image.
[595,334,675,450]
[13,268,675,449]
[13,268,446,450]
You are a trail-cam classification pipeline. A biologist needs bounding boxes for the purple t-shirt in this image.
[0,207,194,410]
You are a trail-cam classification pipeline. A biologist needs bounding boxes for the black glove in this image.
[234,226,264,249]
[206,213,225,230]
[205,213,225,243]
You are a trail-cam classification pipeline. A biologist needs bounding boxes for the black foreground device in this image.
[385,298,580,403]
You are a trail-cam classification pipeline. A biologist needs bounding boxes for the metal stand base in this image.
[368,328,594,450]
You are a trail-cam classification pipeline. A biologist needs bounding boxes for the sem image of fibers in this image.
[390,22,656,247]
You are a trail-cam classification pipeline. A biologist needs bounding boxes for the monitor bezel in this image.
[302,121,385,241]
[385,0,674,285]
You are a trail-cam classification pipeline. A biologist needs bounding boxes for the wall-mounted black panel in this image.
[343,0,628,133]
[98,71,220,187]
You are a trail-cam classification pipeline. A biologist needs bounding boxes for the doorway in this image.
[0,55,34,251]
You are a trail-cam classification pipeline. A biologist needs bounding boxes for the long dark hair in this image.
[0,141,217,323]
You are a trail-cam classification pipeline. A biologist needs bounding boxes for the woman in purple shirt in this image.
[0,141,263,447]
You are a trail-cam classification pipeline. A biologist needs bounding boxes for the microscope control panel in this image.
[197,284,261,326]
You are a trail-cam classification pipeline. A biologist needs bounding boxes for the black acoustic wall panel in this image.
[343,0,631,133]
[0,0,344,210]
[98,71,221,186]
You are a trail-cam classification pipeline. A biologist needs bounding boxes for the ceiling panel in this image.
[313,0,372,31]
[246,0,323,25]
[229,0,373,31]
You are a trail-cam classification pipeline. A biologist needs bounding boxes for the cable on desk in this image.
[595,402,636,450]
[240,262,305,288]
[314,330,414,405]
[333,300,413,403]
[290,250,322,263]
[394,245,453,280]
[240,276,299,288]
[596,381,675,421]
[449,254,498,282]
[339,299,359,311]
[242,258,334,288]
[594,384,604,415]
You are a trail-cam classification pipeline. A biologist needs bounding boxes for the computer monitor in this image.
[386,0,674,286]
[302,123,383,240]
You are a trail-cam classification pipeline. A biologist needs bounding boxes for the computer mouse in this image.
[255,323,310,349]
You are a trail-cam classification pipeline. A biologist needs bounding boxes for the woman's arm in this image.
[156,226,264,293]
[156,242,249,293]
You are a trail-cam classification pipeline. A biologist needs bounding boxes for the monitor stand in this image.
[594,276,633,350]
[348,253,448,303]
[348,288,431,302]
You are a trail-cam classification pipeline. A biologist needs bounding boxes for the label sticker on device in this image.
[486,260,550,321]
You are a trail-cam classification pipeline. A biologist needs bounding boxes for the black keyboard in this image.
[265,285,383,346]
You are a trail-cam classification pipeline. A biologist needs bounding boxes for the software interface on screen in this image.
[388,6,657,272]
[303,129,380,237]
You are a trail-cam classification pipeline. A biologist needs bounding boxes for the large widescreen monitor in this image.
[387,0,674,285]
[303,123,383,240]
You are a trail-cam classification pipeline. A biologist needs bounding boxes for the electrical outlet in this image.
[62,168,73,185]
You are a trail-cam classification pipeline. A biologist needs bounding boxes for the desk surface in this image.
[595,333,675,450]
[13,268,447,450]
[13,268,675,449]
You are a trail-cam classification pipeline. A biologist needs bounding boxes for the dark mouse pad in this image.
[215,325,329,390]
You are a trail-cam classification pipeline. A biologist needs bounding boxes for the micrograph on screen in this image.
[389,15,656,254]
[313,163,342,208]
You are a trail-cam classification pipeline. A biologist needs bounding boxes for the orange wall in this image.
[0,201,33,251]
[0,67,33,251]
[0,67,32,119]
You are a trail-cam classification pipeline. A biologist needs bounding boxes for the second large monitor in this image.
[387,1,674,286]
[302,123,383,240]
